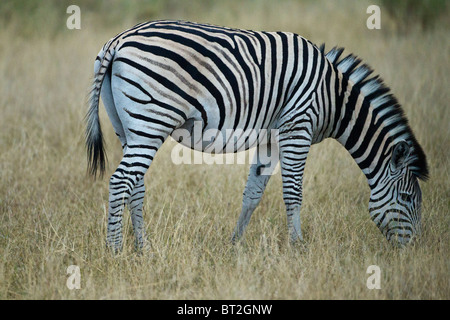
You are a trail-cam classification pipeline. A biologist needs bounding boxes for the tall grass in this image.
[0,0,448,299]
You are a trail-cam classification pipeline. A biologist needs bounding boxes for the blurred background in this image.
[0,0,449,38]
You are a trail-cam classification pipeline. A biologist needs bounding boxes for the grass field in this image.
[0,0,448,299]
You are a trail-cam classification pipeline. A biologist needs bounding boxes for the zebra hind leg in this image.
[100,71,136,253]
[107,140,165,253]
[127,178,148,251]
[106,71,184,253]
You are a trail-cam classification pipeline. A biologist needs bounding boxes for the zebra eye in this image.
[399,193,412,203]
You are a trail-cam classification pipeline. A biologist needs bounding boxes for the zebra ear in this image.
[391,140,411,170]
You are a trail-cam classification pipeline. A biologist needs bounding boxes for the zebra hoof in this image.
[231,231,244,245]
[134,237,152,254]
[289,237,308,251]
[105,241,123,255]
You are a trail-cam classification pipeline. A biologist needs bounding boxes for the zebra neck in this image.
[329,80,392,188]
[319,47,428,185]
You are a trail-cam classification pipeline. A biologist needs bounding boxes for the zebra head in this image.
[369,140,425,247]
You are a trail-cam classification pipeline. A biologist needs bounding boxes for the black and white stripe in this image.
[86,20,428,251]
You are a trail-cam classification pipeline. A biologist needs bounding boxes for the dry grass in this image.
[0,0,448,299]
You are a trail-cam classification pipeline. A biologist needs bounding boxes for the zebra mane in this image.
[322,45,429,181]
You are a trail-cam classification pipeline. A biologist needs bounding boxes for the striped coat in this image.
[86,20,428,251]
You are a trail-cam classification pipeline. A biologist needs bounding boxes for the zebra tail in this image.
[85,42,117,178]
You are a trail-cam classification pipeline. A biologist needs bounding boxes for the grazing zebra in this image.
[86,20,428,252]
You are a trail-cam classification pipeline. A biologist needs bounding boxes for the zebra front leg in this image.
[279,130,312,244]
[232,143,279,243]
[127,178,148,250]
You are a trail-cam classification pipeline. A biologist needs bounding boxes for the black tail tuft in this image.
[85,89,107,179]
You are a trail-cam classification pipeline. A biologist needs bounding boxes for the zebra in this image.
[86,20,428,252]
